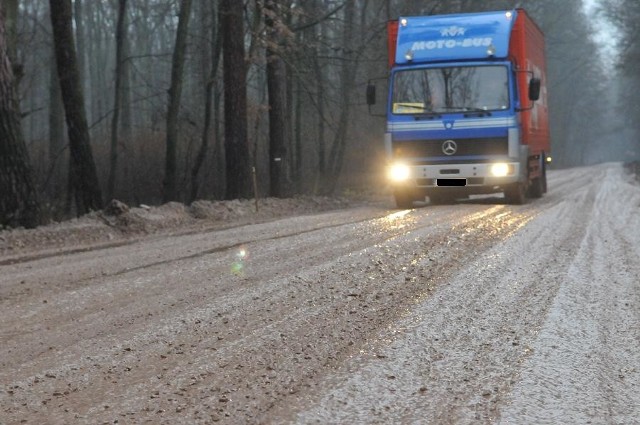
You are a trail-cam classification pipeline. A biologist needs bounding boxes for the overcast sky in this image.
[582,0,618,65]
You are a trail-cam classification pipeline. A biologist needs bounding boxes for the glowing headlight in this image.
[389,163,411,182]
[490,163,510,177]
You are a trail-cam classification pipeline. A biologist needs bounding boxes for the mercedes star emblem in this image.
[442,140,458,156]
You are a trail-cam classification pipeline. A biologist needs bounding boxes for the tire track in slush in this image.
[1,205,532,424]
[268,165,620,424]
[0,165,619,424]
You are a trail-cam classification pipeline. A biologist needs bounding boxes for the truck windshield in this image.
[392,65,509,114]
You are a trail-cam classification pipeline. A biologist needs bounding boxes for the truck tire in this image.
[542,155,548,193]
[394,190,414,209]
[504,182,527,205]
[528,177,544,198]
[528,155,545,198]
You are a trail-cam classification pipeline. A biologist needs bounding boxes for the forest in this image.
[0,0,637,228]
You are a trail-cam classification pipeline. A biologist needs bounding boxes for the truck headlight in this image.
[490,163,511,177]
[389,163,411,182]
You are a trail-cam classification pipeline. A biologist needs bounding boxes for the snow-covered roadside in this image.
[0,196,359,263]
[499,165,640,423]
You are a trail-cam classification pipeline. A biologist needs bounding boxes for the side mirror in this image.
[366,77,388,117]
[529,77,541,101]
[366,83,376,105]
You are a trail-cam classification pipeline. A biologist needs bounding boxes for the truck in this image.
[367,9,550,208]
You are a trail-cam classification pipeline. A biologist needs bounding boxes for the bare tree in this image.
[0,0,19,80]
[602,0,640,158]
[73,0,87,97]
[265,0,290,197]
[48,47,66,208]
[323,0,358,194]
[190,0,222,203]
[163,0,192,203]
[108,0,128,200]
[0,4,42,228]
[49,0,103,214]
[220,0,252,199]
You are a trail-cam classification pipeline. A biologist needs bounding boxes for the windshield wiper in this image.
[413,112,442,120]
[435,106,492,116]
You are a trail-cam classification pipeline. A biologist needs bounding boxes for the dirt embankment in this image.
[0,196,359,264]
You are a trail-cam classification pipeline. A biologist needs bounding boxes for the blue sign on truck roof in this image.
[395,10,517,64]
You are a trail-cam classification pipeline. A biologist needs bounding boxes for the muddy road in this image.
[1,163,639,424]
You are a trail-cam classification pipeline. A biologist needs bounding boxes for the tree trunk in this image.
[120,25,133,203]
[48,50,66,207]
[315,68,326,181]
[0,5,42,228]
[313,10,326,193]
[120,22,132,141]
[73,0,88,115]
[220,0,251,200]
[49,0,103,214]
[163,0,192,203]
[265,0,289,197]
[108,0,127,201]
[190,0,222,203]
[293,72,302,191]
[1,0,20,83]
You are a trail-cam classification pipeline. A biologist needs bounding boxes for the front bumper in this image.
[391,162,522,189]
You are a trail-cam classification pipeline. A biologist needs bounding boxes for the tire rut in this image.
[2,205,532,424]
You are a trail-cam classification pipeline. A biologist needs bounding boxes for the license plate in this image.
[437,179,466,187]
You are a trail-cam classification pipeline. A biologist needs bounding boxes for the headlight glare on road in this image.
[388,163,411,182]
[490,163,511,177]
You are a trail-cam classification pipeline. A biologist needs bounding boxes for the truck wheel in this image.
[504,182,527,205]
[528,155,545,198]
[542,156,548,193]
[394,190,414,209]
[528,177,544,198]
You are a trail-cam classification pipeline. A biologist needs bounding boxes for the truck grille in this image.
[393,137,508,158]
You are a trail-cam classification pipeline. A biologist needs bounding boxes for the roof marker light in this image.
[505,11,513,20]
[405,50,414,61]
[401,18,408,26]
[487,44,497,57]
